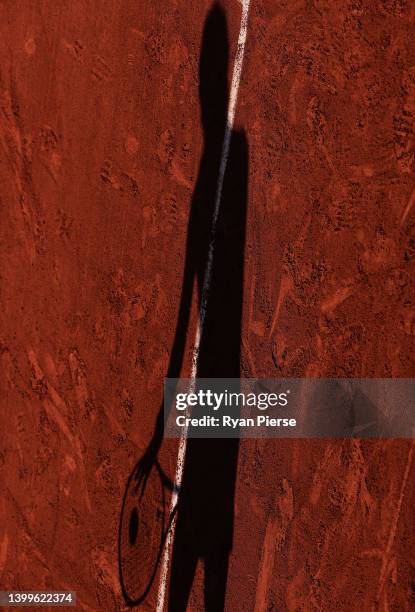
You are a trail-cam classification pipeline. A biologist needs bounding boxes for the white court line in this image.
[156,1,251,610]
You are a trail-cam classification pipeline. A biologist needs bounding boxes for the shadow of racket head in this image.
[118,455,177,606]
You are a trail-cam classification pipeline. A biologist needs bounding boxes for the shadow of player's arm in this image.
[133,189,205,484]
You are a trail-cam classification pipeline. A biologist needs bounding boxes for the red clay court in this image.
[1,1,415,610]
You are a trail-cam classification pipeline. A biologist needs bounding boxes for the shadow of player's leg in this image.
[204,548,230,611]
[168,510,198,612]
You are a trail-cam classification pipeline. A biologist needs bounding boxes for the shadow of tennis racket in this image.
[118,453,177,606]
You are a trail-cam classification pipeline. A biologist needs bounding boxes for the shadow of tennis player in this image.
[120,4,248,610]
[166,5,248,608]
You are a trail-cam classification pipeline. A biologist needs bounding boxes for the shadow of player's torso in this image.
[177,129,248,551]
